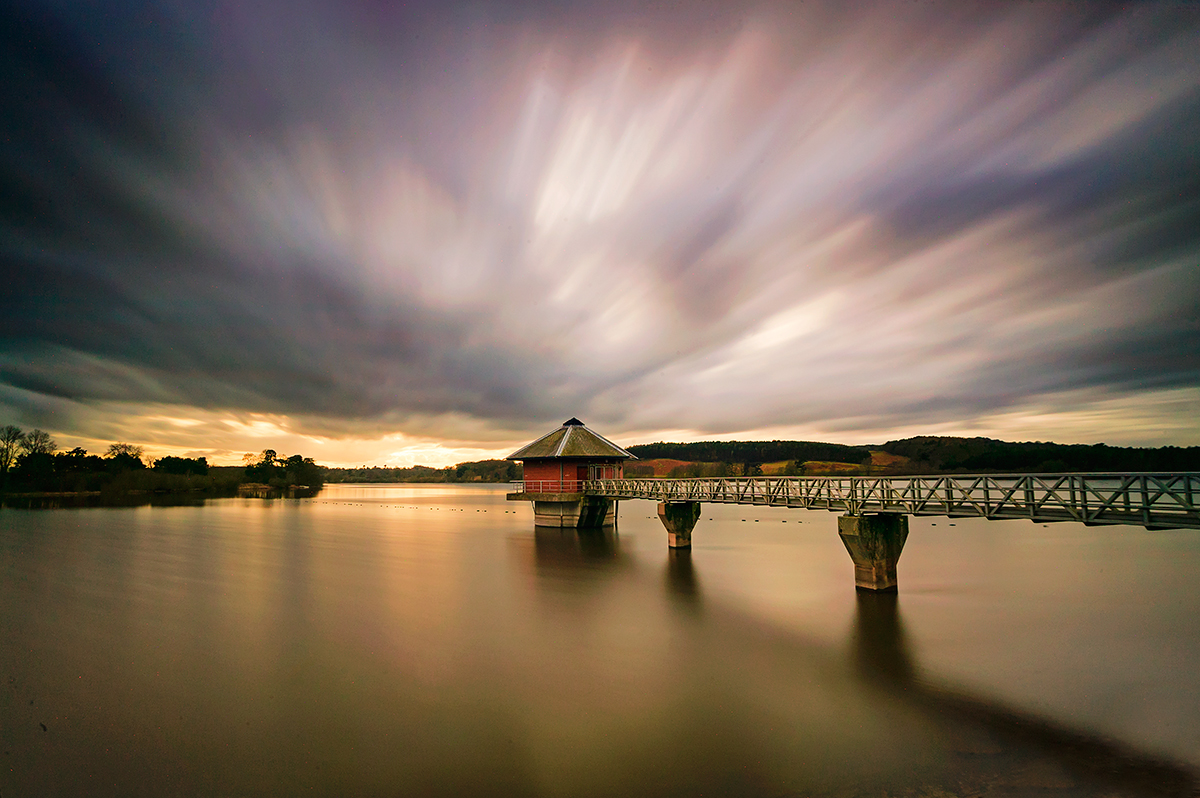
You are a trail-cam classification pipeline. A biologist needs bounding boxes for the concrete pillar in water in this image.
[531,497,616,528]
[658,501,701,549]
[837,513,909,592]
[531,500,584,528]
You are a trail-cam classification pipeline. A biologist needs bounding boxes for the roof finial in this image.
[563,417,585,426]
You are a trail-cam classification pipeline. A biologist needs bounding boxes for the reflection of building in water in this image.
[533,527,621,565]
[506,418,635,528]
[514,528,630,599]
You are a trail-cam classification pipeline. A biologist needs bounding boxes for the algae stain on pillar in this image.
[838,513,909,592]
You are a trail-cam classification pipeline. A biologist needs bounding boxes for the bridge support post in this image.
[658,501,701,549]
[838,513,909,592]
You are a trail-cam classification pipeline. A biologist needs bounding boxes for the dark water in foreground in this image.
[2,483,1198,797]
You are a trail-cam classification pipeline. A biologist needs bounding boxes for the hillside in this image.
[619,436,1199,476]
[879,436,1200,473]
[627,440,872,468]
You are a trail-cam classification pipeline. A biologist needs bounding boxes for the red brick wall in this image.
[522,461,562,482]
[519,459,626,490]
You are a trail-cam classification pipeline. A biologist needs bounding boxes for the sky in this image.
[1,0,1198,467]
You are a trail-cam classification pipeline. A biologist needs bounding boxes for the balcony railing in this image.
[510,479,586,494]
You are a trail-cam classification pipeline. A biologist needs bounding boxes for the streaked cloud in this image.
[1,1,1197,462]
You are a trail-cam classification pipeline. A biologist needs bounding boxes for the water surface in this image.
[2,484,1198,796]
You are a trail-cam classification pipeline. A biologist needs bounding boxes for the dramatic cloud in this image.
[1,1,1197,463]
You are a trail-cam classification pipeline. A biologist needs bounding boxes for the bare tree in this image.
[106,442,145,459]
[20,429,56,456]
[1,425,24,471]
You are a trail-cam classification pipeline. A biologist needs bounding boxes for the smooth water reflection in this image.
[1,484,1197,796]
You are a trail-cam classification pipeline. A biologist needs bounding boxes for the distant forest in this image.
[627,436,1200,475]
[878,436,1200,474]
[628,440,872,468]
[323,459,521,484]
[0,424,323,495]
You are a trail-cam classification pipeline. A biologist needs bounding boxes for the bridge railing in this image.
[581,473,1200,529]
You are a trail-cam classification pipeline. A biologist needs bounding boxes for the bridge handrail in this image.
[579,473,1200,530]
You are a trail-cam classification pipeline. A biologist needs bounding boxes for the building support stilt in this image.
[838,513,909,592]
[658,501,701,549]
[577,496,612,528]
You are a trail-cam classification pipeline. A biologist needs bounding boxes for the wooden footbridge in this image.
[511,472,1200,592]
[582,473,1200,531]
[504,422,1200,593]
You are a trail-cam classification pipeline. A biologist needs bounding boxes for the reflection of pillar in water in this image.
[851,591,915,688]
[665,548,701,609]
[849,589,1200,794]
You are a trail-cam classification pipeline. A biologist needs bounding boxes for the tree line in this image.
[879,436,1200,474]
[625,436,1200,475]
[0,425,325,495]
[626,440,873,476]
[627,440,872,465]
[0,422,512,494]
[323,459,521,484]
[0,425,215,493]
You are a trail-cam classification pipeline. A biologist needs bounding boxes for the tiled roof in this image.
[507,420,636,460]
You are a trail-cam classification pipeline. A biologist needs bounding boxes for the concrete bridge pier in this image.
[838,513,909,592]
[658,501,701,549]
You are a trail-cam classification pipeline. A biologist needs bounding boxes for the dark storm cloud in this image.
[1,0,1198,450]
[0,0,556,425]
[869,89,1200,274]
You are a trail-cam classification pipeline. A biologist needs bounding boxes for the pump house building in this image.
[506,418,635,527]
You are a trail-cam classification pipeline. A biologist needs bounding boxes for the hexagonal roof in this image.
[506,419,636,460]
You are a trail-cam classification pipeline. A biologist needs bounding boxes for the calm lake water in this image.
[2,483,1198,797]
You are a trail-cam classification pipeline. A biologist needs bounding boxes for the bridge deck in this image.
[541,474,1200,530]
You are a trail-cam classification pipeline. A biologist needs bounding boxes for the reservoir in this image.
[3,483,1198,796]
